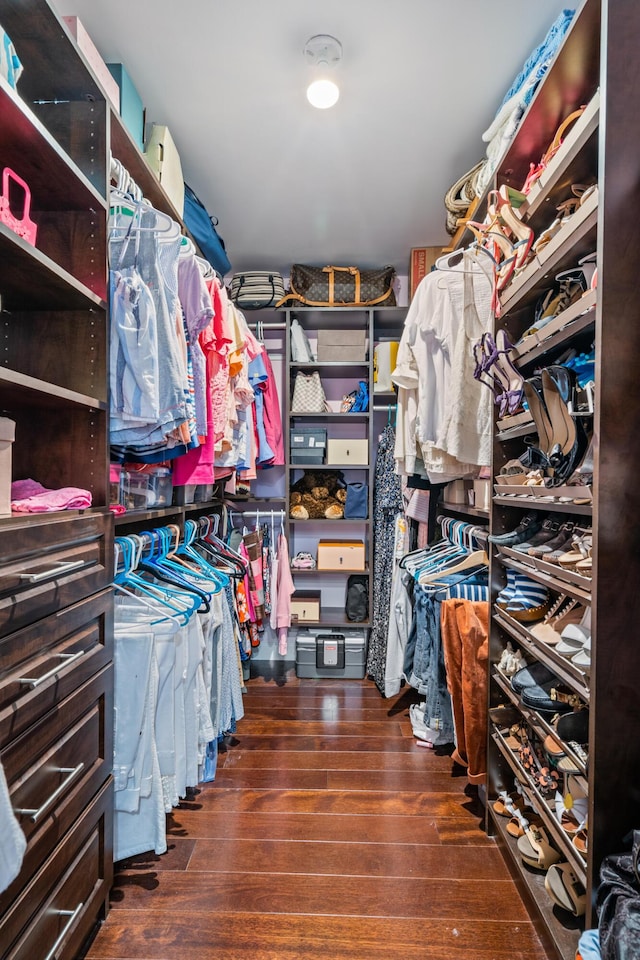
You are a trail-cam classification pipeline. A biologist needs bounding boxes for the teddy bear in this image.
[290,470,346,520]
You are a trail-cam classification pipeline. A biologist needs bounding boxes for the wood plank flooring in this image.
[84,669,551,960]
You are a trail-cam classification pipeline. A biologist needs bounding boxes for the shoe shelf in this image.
[512,296,597,370]
[498,544,592,592]
[488,807,583,959]
[496,422,535,443]
[491,726,588,883]
[493,610,590,704]
[496,553,592,606]
[493,495,592,517]
[520,91,600,221]
[499,203,598,317]
[439,501,490,521]
[292,567,370,575]
[492,669,588,778]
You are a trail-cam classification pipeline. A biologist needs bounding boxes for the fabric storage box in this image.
[107,63,145,148]
[317,540,366,571]
[291,448,325,465]
[290,591,321,623]
[144,123,185,216]
[62,17,120,110]
[296,628,368,679]
[317,329,366,362]
[290,427,327,451]
[0,417,15,517]
[326,438,368,465]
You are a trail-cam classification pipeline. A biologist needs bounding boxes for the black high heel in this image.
[542,367,589,484]
[523,376,553,454]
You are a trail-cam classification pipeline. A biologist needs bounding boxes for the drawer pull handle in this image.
[43,902,84,960]
[18,650,85,688]
[19,559,86,583]
[15,763,85,822]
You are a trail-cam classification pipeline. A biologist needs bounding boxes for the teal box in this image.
[107,63,144,148]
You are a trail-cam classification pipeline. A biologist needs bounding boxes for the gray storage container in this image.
[291,448,325,464]
[295,628,368,679]
[290,427,327,450]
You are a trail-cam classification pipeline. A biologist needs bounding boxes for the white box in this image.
[62,17,120,110]
[0,417,16,517]
[326,438,368,465]
[317,540,366,571]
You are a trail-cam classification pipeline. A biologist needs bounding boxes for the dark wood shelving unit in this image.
[485,2,640,952]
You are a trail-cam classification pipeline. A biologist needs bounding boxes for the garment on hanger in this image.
[0,759,26,895]
[392,255,493,481]
[367,423,404,694]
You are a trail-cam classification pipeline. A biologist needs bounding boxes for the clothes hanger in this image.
[137,528,213,612]
[113,537,194,624]
[418,548,489,585]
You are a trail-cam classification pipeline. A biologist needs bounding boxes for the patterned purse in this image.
[290,371,329,413]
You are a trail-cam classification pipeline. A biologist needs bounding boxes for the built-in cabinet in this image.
[0,2,113,957]
[472,1,640,956]
[283,306,403,632]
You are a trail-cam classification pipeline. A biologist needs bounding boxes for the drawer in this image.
[0,665,113,911]
[1,778,113,960]
[0,588,112,748]
[0,511,113,637]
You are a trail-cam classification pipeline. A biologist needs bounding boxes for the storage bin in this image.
[473,479,491,511]
[317,540,366,571]
[290,591,321,622]
[445,479,467,504]
[289,427,327,451]
[296,628,368,679]
[326,438,368,465]
[144,123,185,216]
[107,63,145,148]
[120,466,172,510]
[0,417,15,517]
[317,329,366,362]
[291,449,325,465]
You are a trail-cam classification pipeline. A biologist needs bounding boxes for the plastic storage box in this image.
[120,467,172,510]
[295,628,368,679]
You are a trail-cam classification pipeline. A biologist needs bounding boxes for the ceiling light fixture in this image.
[304,34,342,109]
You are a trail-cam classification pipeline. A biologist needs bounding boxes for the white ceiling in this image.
[54,0,568,276]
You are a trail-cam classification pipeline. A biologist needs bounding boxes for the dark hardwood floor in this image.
[84,666,551,959]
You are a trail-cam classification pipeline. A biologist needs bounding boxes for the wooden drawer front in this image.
[2,778,113,960]
[0,666,113,912]
[0,511,112,637]
[0,588,112,748]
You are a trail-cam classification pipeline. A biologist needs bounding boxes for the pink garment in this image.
[272,533,295,655]
[11,479,92,513]
[172,309,216,487]
[261,350,284,466]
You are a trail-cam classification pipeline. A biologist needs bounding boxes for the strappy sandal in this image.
[521,105,587,194]
[517,824,561,870]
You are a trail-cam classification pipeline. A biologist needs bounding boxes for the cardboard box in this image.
[290,591,321,622]
[317,540,366,571]
[107,63,145,148]
[0,417,15,517]
[62,17,120,110]
[409,247,442,300]
[144,123,185,216]
[317,329,366,362]
[296,628,367,679]
[326,438,368,465]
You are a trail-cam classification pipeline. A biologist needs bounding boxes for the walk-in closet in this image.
[0,2,638,959]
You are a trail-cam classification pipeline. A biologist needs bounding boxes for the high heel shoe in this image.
[541,367,589,484]
[523,376,553,455]
[489,186,535,271]
[490,330,525,414]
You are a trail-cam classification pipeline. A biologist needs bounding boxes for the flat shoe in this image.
[545,862,586,916]
[517,825,561,870]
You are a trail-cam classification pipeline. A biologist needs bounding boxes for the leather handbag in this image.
[230,271,285,309]
[290,371,329,413]
[290,317,315,362]
[279,264,396,307]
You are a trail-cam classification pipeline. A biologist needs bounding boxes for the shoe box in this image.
[295,628,368,679]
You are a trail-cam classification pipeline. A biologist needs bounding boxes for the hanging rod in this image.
[372,403,397,411]
[228,509,286,518]
[246,321,287,330]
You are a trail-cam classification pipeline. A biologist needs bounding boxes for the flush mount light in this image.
[304,34,342,109]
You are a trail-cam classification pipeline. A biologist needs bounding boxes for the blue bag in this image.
[183,183,232,276]
[349,381,369,413]
[344,482,368,519]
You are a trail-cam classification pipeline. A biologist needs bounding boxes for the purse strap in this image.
[323,265,360,305]
[235,273,278,307]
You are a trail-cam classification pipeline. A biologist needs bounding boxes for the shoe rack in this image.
[471,0,640,956]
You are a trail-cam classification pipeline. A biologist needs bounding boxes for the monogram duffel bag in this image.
[278,264,396,307]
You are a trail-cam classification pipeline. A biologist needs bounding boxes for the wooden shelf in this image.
[0,366,106,410]
[290,412,370,420]
[0,76,107,211]
[0,222,106,311]
[294,607,370,628]
[493,495,592,516]
[440,501,490,520]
